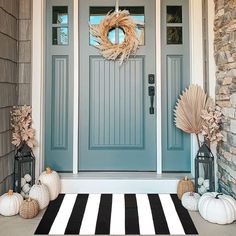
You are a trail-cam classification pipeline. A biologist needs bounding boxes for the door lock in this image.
[148,86,155,114]
[148,74,155,84]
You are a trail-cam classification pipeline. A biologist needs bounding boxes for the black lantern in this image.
[14,143,35,193]
[195,142,215,194]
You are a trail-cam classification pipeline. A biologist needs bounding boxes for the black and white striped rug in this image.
[35,194,198,235]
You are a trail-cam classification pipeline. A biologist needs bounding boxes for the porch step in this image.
[60,172,192,193]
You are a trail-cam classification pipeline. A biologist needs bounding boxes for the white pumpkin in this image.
[0,190,23,216]
[181,192,200,211]
[22,183,31,194]
[21,178,26,187]
[39,167,61,200]
[20,191,26,199]
[29,181,50,209]
[203,179,210,190]
[198,185,207,195]
[198,192,236,224]
[24,174,32,183]
[198,177,204,186]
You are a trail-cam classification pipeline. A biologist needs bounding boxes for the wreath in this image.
[90,10,143,64]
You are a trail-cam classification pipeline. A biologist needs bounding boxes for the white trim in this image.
[73,0,79,174]
[189,0,204,176]
[32,0,45,178]
[156,0,162,174]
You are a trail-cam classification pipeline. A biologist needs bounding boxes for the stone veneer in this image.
[0,0,31,194]
[214,0,236,198]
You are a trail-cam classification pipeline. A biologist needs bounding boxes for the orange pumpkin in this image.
[177,176,195,199]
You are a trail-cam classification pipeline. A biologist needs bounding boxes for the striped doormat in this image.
[35,194,198,235]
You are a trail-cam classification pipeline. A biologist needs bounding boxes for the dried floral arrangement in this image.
[201,106,223,145]
[174,85,214,147]
[90,10,142,64]
[11,105,36,149]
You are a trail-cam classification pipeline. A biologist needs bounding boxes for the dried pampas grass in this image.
[90,10,142,64]
[174,85,213,147]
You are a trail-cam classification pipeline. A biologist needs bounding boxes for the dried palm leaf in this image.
[174,85,213,147]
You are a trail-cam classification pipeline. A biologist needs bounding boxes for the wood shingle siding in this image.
[0,0,31,194]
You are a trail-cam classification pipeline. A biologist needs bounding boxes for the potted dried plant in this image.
[11,105,37,192]
[174,85,224,194]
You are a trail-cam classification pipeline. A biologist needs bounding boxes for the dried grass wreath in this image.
[90,10,143,64]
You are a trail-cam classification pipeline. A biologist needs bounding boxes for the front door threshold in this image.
[60,172,192,193]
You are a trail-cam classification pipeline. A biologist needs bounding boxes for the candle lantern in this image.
[13,143,35,193]
[195,142,215,194]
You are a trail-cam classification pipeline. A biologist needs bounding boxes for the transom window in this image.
[89,6,145,46]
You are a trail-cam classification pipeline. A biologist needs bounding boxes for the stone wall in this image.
[214,0,236,198]
[0,0,31,194]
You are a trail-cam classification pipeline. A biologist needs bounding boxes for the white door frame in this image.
[32,0,214,178]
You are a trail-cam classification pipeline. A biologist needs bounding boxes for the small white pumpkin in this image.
[39,167,61,200]
[21,178,26,187]
[198,192,236,224]
[203,179,210,190]
[20,191,26,199]
[198,177,204,186]
[181,192,200,211]
[24,174,32,183]
[22,183,31,194]
[29,181,50,210]
[198,185,207,195]
[0,190,23,216]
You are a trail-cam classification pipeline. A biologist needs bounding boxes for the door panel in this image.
[89,57,144,149]
[162,0,191,172]
[79,0,156,171]
[45,0,73,171]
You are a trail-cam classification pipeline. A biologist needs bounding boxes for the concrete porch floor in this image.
[0,209,235,236]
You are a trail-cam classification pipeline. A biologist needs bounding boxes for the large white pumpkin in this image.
[198,192,236,224]
[29,181,50,209]
[0,190,23,216]
[181,192,200,211]
[39,167,61,200]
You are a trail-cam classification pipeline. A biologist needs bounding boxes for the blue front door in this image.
[79,0,157,171]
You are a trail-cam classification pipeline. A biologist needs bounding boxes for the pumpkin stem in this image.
[27,197,32,202]
[189,192,194,196]
[184,176,188,181]
[46,167,53,174]
[8,189,13,196]
[215,193,223,199]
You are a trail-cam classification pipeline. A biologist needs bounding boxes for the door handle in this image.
[148,86,155,114]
